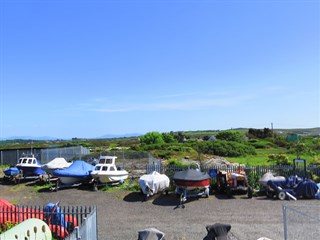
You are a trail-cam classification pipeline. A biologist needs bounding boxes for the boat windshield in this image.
[99,158,113,164]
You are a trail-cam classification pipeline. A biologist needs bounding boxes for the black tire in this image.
[278,191,286,201]
[247,186,253,199]
[226,187,232,198]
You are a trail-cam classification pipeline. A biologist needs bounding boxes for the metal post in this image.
[283,205,287,240]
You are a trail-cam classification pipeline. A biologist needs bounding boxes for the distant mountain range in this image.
[0,133,143,141]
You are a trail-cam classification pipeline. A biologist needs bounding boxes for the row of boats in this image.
[3,154,129,186]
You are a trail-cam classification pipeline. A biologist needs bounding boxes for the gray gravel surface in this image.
[1,182,319,240]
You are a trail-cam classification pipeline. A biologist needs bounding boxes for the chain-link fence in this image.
[283,205,320,240]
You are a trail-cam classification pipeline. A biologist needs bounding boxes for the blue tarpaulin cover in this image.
[267,176,319,199]
[53,160,94,177]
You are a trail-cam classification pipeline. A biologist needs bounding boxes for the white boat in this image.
[16,154,46,177]
[90,156,129,184]
[41,157,72,175]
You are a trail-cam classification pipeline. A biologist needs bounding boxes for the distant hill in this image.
[97,133,143,139]
[0,133,143,141]
[1,128,318,141]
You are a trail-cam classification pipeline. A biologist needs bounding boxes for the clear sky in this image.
[0,0,319,139]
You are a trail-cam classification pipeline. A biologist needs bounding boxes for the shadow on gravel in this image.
[213,194,236,200]
[152,193,179,207]
[123,192,144,202]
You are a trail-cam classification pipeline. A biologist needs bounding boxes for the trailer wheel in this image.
[226,187,232,198]
[247,186,253,199]
[278,191,286,201]
[266,191,274,199]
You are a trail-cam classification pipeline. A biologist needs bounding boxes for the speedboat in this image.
[16,154,46,177]
[173,168,211,207]
[52,160,94,185]
[173,168,211,191]
[90,156,129,184]
[41,157,72,175]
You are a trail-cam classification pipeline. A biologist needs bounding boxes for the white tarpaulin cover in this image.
[139,171,170,196]
[42,157,72,174]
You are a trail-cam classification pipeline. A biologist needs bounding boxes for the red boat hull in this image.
[174,179,210,188]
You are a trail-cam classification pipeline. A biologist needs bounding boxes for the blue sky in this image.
[0,0,319,139]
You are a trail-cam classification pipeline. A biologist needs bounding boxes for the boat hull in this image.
[16,166,46,177]
[91,172,128,184]
[58,176,91,185]
[174,179,211,190]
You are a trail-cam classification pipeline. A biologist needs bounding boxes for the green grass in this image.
[101,179,141,192]
[228,148,319,166]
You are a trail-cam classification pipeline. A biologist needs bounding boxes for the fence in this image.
[65,205,97,240]
[0,204,97,240]
[283,205,320,240]
[0,146,90,165]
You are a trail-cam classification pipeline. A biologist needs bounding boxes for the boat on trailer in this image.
[52,160,94,186]
[173,168,211,208]
[90,156,129,185]
[16,154,46,177]
[41,157,72,175]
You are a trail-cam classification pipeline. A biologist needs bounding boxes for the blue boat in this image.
[52,160,94,185]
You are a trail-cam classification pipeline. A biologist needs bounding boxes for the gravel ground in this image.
[1,179,319,240]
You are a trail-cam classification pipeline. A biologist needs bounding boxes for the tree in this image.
[216,130,246,143]
[161,132,177,143]
[139,132,164,145]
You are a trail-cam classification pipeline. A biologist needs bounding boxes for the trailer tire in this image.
[247,186,253,199]
[278,191,286,201]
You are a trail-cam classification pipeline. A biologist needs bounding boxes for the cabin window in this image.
[109,166,115,171]
[18,159,22,164]
[106,159,112,164]
[33,160,36,164]
[102,166,108,171]
[22,159,28,163]
[95,166,101,171]
[99,159,105,164]
[28,159,32,164]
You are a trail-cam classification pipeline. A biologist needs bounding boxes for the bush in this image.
[191,140,256,157]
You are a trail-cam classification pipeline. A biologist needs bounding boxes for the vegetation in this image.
[1,128,319,167]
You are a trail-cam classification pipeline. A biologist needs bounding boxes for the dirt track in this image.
[1,179,319,240]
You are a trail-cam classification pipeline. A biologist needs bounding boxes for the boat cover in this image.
[53,160,94,177]
[0,198,15,209]
[138,227,165,240]
[42,158,72,174]
[44,203,67,228]
[259,172,286,187]
[204,223,231,240]
[267,176,320,199]
[173,169,210,182]
[3,166,20,177]
[139,171,170,196]
[33,167,46,175]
